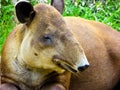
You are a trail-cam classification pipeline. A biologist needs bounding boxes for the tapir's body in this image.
[65,17,120,90]
[1,1,120,90]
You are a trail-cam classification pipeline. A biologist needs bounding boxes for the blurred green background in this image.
[0,0,120,54]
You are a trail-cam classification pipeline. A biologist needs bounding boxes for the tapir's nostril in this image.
[78,65,89,71]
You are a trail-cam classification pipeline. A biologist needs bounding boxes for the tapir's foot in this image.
[41,83,66,90]
[1,83,66,90]
[0,83,19,90]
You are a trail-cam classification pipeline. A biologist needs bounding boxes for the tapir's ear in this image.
[15,1,35,24]
[51,0,64,14]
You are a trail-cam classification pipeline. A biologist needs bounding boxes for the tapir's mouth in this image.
[52,55,78,73]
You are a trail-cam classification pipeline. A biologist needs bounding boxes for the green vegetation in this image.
[0,0,120,53]
[63,0,120,31]
[0,1,15,53]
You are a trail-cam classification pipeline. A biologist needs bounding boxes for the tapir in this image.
[1,0,120,90]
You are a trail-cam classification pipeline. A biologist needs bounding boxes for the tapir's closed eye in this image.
[40,34,54,46]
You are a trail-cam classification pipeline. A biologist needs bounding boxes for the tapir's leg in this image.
[0,83,18,90]
[41,71,71,90]
[41,83,66,90]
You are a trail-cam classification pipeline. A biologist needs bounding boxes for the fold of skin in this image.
[1,71,71,90]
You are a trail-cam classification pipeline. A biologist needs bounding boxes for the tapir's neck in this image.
[9,57,52,87]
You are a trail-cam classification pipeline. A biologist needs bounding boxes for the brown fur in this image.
[1,1,120,90]
[65,17,120,90]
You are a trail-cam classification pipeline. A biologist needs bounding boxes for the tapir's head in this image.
[16,0,89,74]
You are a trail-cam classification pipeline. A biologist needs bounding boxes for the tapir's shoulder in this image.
[2,24,25,62]
[4,24,25,45]
[8,24,25,39]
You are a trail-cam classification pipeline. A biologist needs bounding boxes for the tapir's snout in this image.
[78,65,89,71]
[76,54,90,72]
[52,54,89,73]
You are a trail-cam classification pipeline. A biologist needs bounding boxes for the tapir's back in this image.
[64,17,120,90]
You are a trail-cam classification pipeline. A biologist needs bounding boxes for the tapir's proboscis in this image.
[1,0,120,90]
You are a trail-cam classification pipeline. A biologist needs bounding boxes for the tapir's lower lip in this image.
[52,55,78,73]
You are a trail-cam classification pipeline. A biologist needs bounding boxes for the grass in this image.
[63,0,120,31]
[0,0,120,54]
[0,1,15,54]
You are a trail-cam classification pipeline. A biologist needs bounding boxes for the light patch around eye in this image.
[19,31,65,74]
